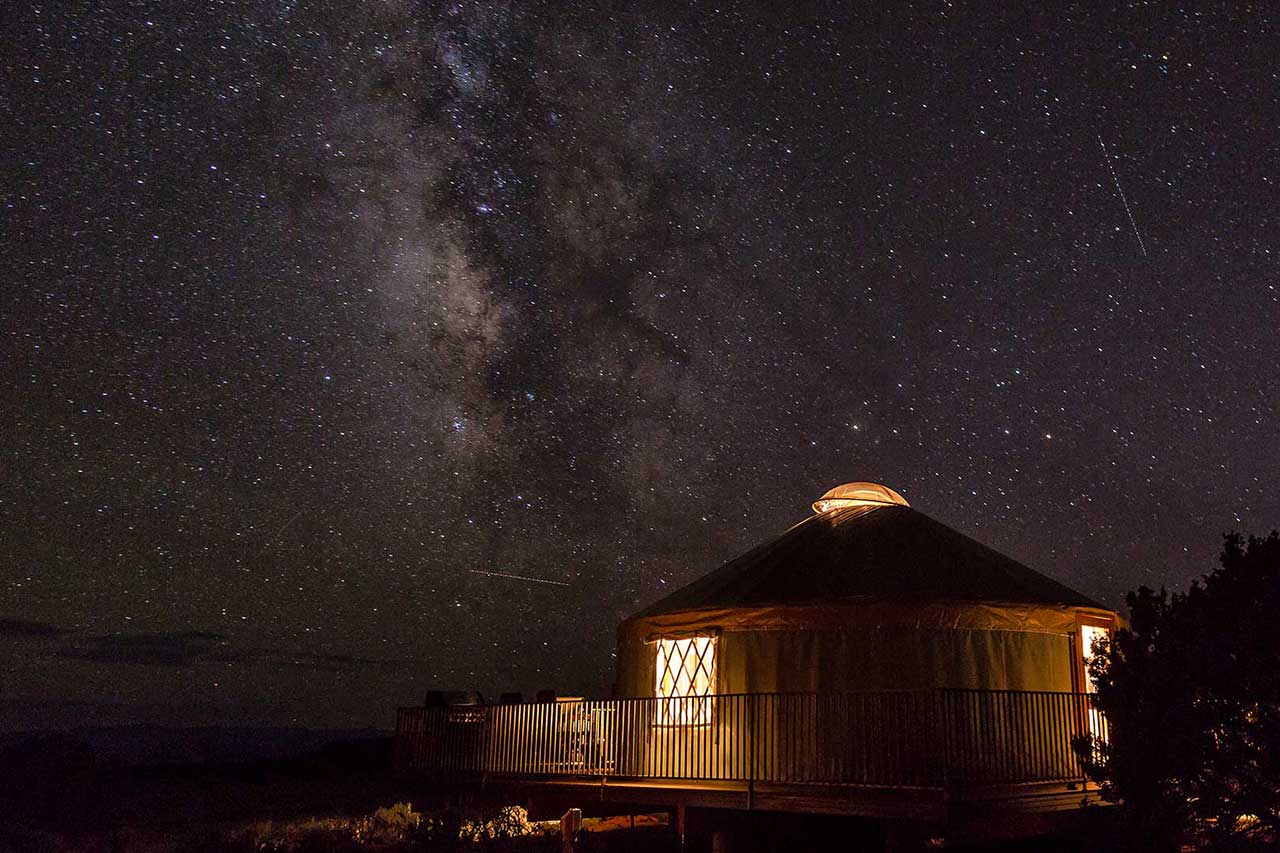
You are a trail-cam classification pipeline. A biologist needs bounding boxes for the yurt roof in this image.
[626,483,1107,628]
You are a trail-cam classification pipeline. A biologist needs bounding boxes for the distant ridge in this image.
[0,725,389,767]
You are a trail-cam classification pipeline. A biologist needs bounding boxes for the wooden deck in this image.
[393,689,1109,822]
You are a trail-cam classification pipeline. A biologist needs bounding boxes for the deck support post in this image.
[560,807,582,853]
[711,829,737,853]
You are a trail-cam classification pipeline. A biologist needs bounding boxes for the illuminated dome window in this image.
[811,482,910,514]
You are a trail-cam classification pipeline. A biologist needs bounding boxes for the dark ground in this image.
[0,732,1118,852]
[0,731,672,852]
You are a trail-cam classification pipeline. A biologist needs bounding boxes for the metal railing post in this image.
[393,688,1107,795]
[935,688,949,791]
[747,692,756,809]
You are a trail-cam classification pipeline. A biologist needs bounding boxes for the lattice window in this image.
[654,636,716,726]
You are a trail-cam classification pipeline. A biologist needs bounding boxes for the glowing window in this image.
[654,636,716,726]
[1080,624,1110,743]
[1080,625,1109,693]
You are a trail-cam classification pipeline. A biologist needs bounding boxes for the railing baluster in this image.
[393,687,1106,795]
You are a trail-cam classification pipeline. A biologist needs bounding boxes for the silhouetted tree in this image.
[1079,532,1280,852]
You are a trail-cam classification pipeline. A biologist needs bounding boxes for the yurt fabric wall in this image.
[617,625,1075,697]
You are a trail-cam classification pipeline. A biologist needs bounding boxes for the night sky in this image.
[5,3,1279,731]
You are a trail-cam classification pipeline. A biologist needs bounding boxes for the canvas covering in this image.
[617,500,1116,698]
[617,622,1080,697]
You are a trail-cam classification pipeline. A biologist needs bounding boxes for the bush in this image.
[354,801,423,844]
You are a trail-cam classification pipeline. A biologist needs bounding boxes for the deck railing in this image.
[394,689,1106,791]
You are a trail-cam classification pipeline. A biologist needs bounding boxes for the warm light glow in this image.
[1081,624,1109,692]
[1081,624,1110,743]
[654,636,716,726]
[811,482,910,514]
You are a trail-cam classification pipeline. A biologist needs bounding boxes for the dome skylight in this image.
[811,482,909,514]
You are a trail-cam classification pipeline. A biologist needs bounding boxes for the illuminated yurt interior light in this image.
[811,481,910,514]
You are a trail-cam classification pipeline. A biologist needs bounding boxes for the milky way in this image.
[4,3,1279,729]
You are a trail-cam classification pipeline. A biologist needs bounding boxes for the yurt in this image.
[617,483,1117,703]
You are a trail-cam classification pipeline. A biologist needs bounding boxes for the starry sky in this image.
[4,2,1279,731]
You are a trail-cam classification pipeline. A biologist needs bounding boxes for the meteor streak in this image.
[469,569,570,587]
[1098,134,1148,257]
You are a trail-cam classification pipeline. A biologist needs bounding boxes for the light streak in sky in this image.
[1098,134,1147,257]
[468,569,570,587]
